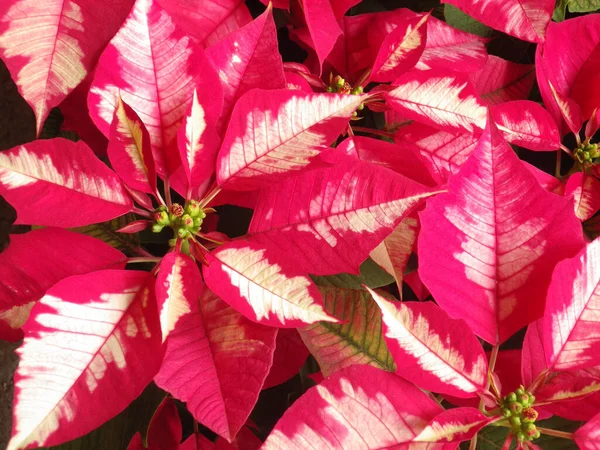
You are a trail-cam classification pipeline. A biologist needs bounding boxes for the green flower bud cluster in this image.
[151,200,206,244]
[500,386,540,442]
[575,142,600,164]
[325,76,365,117]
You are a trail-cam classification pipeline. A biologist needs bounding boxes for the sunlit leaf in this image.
[0,0,134,133]
[261,365,453,449]
[248,156,438,275]
[216,89,364,190]
[154,286,276,441]
[368,288,488,398]
[419,117,584,344]
[544,237,600,371]
[8,270,162,450]
[203,240,337,327]
[0,139,132,227]
[442,0,554,43]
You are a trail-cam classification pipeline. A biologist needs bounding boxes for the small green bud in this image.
[198,210,207,219]
[168,238,177,247]
[515,386,525,396]
[533,430,540,440]
[522,407,538,423]
[510,402,523,414]
[156,205,168,212]
[152,224,164,233]
[181,214,194,229]
[351,86,363,95]
[509,416,521,428]
[193,217,203,228]
[185,200,201,217]
[524,424,538,438]
[333,75,345,89]
[153,210,170,226]
[326,86,334,93]
[507,393,517,403]
[584,151,591,161]
[358,103,364,110]
[352,111,358,117]
[170,203,184,217]
[501,408,511,418]
[516,432,526,442]
[177,228,190,239]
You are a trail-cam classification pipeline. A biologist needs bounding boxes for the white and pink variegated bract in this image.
[0,0,135,134]
[418,117,584,344]
[154,285,277,442]
[262,364,476,449]
[442,0,554,43]
[88,0,222,176]
[7,271,163,450]
[368,288,489,399]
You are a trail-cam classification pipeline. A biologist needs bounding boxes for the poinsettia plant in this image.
[2,0,600,449]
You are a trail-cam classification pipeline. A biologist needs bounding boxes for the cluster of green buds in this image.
[500,386,540,442]
[325,75,364,116]
[152,200,206,245]
[575,141,600,164]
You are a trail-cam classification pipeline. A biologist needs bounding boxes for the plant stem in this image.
[537,427,574,440]
[133,207,152,218]
[468,434,478,450]
[488,344,500,398]
[347,124,355,137]
[356,68,372,88]
[199,184,222,208]
[555,150,562,178]
[127,257,161,264]
[135,246,155,258]
[527,369,549,395]
[164,177,172,208]
[351,126,395,139]
[154,187,167,207]
[560,143,574,157]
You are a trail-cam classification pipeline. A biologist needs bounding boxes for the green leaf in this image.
[444,4,492,38]
[553,0,568,20]
[311,258,394,290]
[475,417,581,450]
[568,0,600,13]
[298,286,396,376]
[42,383,165,450]
[70,213,141,255]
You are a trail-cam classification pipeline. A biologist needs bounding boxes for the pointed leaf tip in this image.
[108,96,157,194]
[155,287,276,441]
[544,237,600,371]
[262,365,444,449]
[418,117,584,344]
[0,0,134,135]
[7,270,162,450]
[0,139,133,228]
[203,240,338,327]
[367,287,488,398]
[248,157,439,275]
